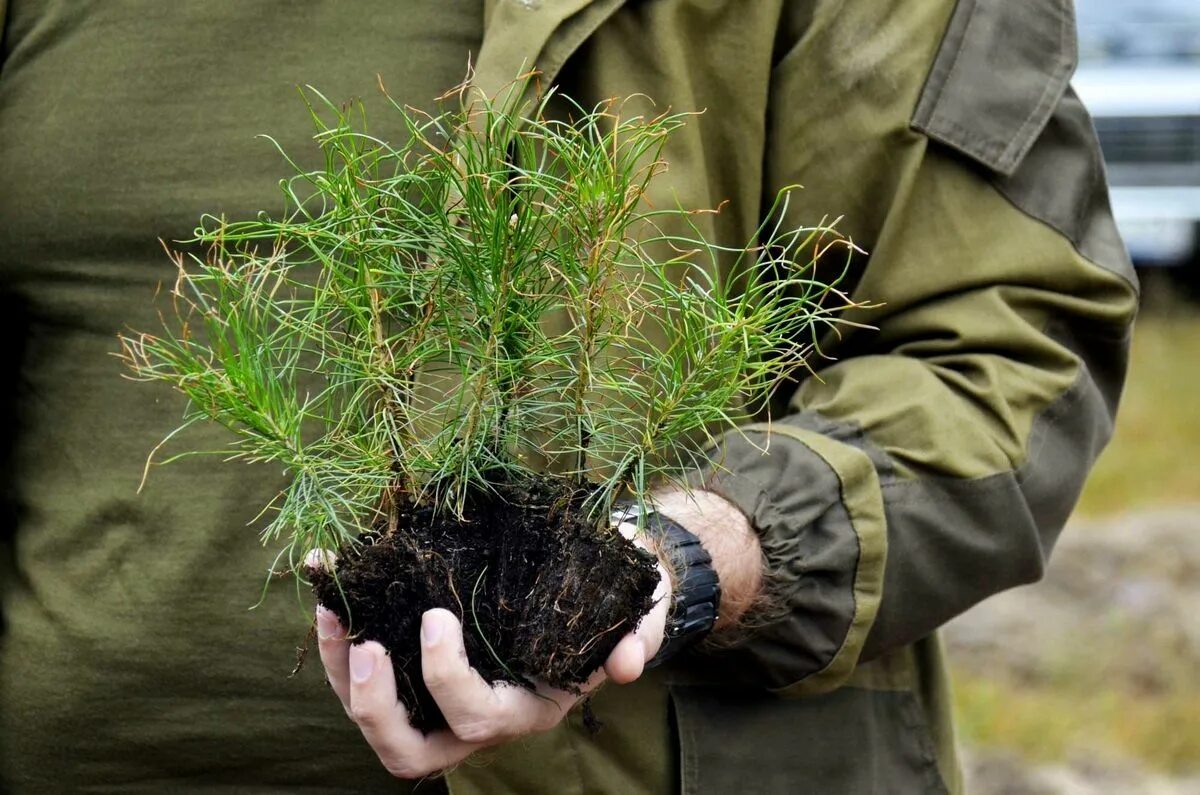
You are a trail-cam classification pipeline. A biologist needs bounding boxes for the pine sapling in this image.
[118,78,859,731]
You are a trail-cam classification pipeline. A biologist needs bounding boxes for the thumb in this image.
[604,559,671,684]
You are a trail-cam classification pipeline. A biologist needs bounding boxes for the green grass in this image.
[1076,311,1200,515]
[953,651,1200,773]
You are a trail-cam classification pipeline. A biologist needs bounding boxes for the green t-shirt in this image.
[0,2,479,790]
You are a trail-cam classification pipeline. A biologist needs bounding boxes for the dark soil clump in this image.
[309,477,660,733]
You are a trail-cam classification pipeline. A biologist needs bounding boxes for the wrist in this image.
[614,504,721,668]
[650,489,763,630]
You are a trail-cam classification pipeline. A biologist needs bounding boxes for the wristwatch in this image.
[612,504,722,668]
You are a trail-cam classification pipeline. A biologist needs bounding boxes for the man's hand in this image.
[313,551,670,780]
[310,488,761,780]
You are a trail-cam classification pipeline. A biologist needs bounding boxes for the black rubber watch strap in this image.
[612,505,721,669]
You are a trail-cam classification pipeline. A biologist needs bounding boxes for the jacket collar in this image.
[473,0,627,102]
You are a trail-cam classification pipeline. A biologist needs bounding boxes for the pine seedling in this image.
[117,77,858,729]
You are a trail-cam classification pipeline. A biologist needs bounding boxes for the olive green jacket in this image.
[0,0,1136,793]
[443,1,1137,793]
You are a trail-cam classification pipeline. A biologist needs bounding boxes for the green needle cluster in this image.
[118,78,858,569]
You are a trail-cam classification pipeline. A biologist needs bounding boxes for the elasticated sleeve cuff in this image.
[688,422,886,695]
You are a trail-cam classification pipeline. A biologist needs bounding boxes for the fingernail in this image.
[421,612,444,647]
[349,645,376,684]
[316,607,338,639]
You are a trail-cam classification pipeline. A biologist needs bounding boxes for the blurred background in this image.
[948,1,1200,792]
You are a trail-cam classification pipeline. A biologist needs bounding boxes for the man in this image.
[313,1,1137,793]
[0,1,1136,793]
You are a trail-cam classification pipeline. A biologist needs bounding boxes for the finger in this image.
[316,606,352,714]
[615,519,639,542]
[420,609,511,742]
[304,547,337,573]
[603,633,646,684]
[348,640,480,779]
[421,609,567,742]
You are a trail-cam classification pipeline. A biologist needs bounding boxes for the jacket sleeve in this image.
[690,0,1139,695]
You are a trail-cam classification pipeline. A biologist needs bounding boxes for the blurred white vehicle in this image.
[1074,0,1200,268]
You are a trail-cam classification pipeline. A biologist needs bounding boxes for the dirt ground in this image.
[945,511,1200,795]
[945,509,1200,794]
[962,748,1200,795]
